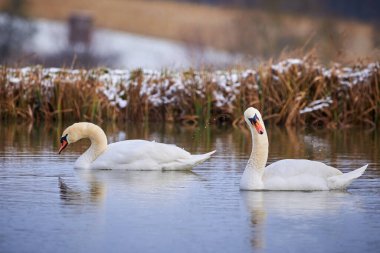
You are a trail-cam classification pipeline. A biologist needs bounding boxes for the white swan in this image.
[58,122,215,170]
[240,107,368,191]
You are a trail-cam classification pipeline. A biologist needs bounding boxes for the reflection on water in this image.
[59,170,201,205]
[242,190,380,252]
[242,191,350,250]
[0,121,380,253]
[59,176,106,205]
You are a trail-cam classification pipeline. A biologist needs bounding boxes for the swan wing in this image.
[263,159,342,190]
[90,140,192,170]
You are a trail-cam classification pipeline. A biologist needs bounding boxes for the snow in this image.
[26,20,67,55]
[4,59,378,115]
[299,97,333,114]
[321,62,379,87]
[25,18,242,69]
[9,77,21,84]
[271,58,304,73]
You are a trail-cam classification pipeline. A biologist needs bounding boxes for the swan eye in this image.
[60,134,68,144]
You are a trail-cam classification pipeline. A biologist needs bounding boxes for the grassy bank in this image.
[1,57,379,128]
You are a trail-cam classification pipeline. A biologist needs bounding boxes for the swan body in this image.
[240,107,367,191]
[59,122,215,170]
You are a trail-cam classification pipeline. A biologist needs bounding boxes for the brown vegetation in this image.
[1,57,379,128]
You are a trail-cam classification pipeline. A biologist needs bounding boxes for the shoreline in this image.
[1,57,379,128]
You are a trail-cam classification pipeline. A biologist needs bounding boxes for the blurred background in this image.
[0,0,379,69]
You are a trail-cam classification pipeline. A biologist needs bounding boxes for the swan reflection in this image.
[59,169,200,205]
[241,191,355,250]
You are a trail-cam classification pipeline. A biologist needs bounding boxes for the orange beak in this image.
[249,114,264,135]
[254,121,264,135]
[58,140,68,154]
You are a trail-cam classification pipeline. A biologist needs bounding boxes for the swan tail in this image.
[181,150,216,168]
[327,164,368,190]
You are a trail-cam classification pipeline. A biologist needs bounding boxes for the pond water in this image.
[0,122,380,253]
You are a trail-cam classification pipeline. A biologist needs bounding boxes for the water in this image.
[1,122,379,253]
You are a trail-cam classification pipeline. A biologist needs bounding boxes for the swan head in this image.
[244,107,265,135]
[58,123,80,154]
[58,123,92,154]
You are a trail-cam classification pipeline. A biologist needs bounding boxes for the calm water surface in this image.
[0,122,380,253]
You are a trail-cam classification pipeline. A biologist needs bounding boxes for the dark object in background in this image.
[68,12,93,52]
[34,12,115,68]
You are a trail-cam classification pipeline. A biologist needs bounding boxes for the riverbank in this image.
[1,57,379,127]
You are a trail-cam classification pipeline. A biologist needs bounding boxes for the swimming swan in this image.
[58,122,215,170]
[240,107,367,191]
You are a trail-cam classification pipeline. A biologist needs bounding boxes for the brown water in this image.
[0,122,379,253]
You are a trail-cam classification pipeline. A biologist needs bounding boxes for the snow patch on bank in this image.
[25,18,242,69]
[4,59,378,115]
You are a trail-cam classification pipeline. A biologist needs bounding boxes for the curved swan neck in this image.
[74,123,108,165]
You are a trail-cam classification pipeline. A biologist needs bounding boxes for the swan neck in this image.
[247,128,269,173]
[87,127,107,161]
[240,127,269,190]
[77,124,108,165]
[88,138,107,160]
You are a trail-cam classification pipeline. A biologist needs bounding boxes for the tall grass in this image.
[1,57,379,127]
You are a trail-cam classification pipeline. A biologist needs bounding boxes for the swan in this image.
[58,122,215,170]
[240,107,368,191]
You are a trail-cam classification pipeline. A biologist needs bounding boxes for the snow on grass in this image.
[4,59,378,115]
[299,97,333,114]
[271,58,304,73]
[322,62,379,87]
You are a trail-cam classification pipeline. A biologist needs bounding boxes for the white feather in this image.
[60,122,215,170]
[240,107,367,191]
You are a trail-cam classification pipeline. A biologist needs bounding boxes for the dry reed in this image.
[1,57,379,128]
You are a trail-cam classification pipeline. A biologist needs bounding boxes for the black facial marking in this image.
[249,114,260,125]
[60,134,68,144]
